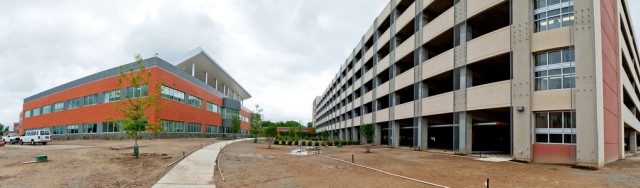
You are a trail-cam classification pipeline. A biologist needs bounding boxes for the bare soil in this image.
[0,138,217,188]
[217,142,640,187]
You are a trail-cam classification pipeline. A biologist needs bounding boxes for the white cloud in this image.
[0,0,388,128]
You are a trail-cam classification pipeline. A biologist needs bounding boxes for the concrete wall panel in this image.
[422,92,454,116]
[394,101,414,120]
[532,89,576,111]
[467,0,506,19]
[467,27,510,64]
[422,8,454,45]
[531,27,572,53]
[395,67,415,90]
[422,49,454,80]
[466,80,510,111]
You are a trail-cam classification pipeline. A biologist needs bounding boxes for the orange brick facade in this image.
[21,66,249,134]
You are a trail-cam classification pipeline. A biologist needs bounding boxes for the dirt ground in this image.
[217,142,640,188]
[0,138,218,188]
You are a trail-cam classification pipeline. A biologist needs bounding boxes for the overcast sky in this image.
[2,1,640,129]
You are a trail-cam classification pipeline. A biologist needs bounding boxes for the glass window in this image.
[54,102,64,112]
[549,112,563,128]
[534,0,574,32]
[102,122,120,133]
[222,108,240,119]
[33,108,41,116]
[42,106,51,114]
[83,123,98,133]
[549,134,563,143]
[84,94,99,106]
[186,123,201,133]
[535,48,575,91]
[535,111,576,144]
[161,86,186,103]
[161,120,184,133]
[562,48,574,63]
[188,95,203,108]
[536,113,548,128]
[125,85,148,99]
[67,98,80,109]
[207,102,221,113]
[67,125,79,134]
[548,51,562,64]
[52,126,64,135]
[103,90,121,103]
[206,125,220,134]
[536,0,546,9]
[24,110,31,118]
[536,54,548,66]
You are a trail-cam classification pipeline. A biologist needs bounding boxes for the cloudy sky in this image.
[0,0,389,129]
[1,1,640,129]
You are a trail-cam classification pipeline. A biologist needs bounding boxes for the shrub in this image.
[307,141,312,146]
[294,141,299,145]
[314,141,319,146]
[273,139,278,144]
[302,141,307,146]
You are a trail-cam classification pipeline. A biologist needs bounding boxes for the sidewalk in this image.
[152,138,251,188]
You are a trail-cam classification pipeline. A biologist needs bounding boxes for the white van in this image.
[20,130,51,145]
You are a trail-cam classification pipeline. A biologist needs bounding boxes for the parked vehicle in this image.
[19,130,51,145]
[0,139,4,147]
[3,133,21,144]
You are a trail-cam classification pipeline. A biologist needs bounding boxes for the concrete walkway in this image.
[153,138,251,188]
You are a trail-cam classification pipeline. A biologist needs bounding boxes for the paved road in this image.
[153,138,250,188]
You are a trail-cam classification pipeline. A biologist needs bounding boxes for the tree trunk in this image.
[366,143,371,153]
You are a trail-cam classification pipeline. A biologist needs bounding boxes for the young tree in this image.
[249,105,263,139]
[321,130,329,141]
[0,123,8,135]
[263,124,278,149]
[332,130,339,140]
[360,124,375,153]
[111,54,164,158]
[230,115,241,137]
[306,122,313,128]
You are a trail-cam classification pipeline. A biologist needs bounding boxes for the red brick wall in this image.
[240,108,251,131]
[533,144,575,164]
[600,0,620,163]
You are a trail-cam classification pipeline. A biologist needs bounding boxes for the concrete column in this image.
[215,79,218,90]
[191,63,195,77]
[420,117,428,151]
[375,124,381,145]
[392,121,400,148]
[352,127,358,141]
[205,72,208,84]
[631,131,638,154]
[458,112,472,155]
[511,0,533,162]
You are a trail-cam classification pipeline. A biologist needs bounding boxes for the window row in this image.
[535,111,576,144]
[125,85,149,99]
[535,48,575,91]
[28,122,120,135]
[161,86,186,103]
[222,108,240,119]
[24,86,147,119]
[206,102,221,113]
[534,0,574,32]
